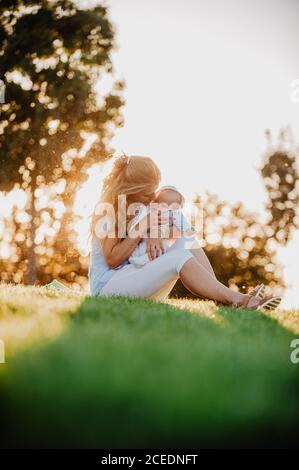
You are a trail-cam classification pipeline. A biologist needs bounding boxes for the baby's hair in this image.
[156,185,185,207]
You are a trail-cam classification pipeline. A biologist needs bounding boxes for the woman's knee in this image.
[168,248,194,274]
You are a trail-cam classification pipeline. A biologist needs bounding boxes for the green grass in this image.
[0,285,299,448]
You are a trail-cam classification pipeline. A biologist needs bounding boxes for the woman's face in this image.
[132,186,157,205]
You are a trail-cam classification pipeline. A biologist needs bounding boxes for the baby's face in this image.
[154,189,182,210]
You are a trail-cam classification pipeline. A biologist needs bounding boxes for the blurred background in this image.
[0,0,298,306]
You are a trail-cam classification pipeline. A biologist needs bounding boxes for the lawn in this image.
[0,284,298,448]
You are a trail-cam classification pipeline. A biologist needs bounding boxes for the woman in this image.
[89,154,281,310]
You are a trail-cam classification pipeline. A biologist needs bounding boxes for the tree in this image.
[0,187,89,287]
[0,0,124,283]
[171,128,299,300]
[0,205,28,284]
[261,127,299,245]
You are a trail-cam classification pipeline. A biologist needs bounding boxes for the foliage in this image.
[0,0,124,282]
[261,128,299,245]
[172,129,299,299]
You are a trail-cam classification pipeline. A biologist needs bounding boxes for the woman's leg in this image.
[100,248,194,298]
[178,256,243,304]
[148,278,179,301]
[100,246,246,306]
[168,236,217,279]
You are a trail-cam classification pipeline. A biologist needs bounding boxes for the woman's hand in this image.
[146,238,166,260]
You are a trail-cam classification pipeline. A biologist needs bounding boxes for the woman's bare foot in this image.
[233,294,261,310]
[233,293,282,311]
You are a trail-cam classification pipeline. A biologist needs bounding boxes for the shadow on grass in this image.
[1,296,299,448]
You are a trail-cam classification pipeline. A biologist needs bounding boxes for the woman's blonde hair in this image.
[91,154,161,238]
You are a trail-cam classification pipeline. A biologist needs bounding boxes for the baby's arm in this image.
[130,238,147,258]
[128,209,171,265]
[159,209,195,240]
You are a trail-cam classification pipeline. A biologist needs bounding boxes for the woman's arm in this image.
[101,235,142,269]
[102,208,170,267]
[101,211,155,268]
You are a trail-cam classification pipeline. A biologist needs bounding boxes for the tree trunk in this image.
[28,184,37,285]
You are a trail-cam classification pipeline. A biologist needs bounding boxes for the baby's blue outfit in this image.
[88,236,128,296]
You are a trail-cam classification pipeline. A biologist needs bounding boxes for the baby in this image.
[127,185,195,267]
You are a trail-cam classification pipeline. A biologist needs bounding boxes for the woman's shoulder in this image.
[91,235,103,253]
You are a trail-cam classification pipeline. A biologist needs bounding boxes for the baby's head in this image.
[154,185,185,210]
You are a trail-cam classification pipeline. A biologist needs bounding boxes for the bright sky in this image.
[100,0,299,307]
